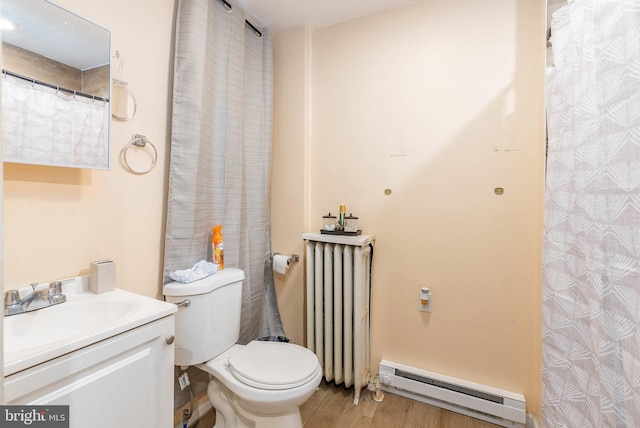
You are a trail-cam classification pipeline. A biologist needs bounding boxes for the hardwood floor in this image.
[193,380,503,427]
[191,408,216,427]
[300,380,503,428]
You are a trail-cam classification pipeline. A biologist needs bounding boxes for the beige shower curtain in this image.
[164,0,283,343]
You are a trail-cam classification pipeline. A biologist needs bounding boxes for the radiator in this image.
[302,233,375,405]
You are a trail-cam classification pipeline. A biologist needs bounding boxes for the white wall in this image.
[272,0,546,415]
[272,26,311,345]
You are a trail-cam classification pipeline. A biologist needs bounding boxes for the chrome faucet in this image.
[4,279,71,316]
[21,283,43,310]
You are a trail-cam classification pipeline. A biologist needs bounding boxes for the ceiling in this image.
[235,0,419,34]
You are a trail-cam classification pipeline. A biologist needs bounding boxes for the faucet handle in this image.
[49,282,63,295]
[4,290,24,316]
[49,279,73,295]
[4,290,20,307]
[48,279,72,306]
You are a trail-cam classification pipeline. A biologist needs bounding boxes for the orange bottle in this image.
[212,225,224,269]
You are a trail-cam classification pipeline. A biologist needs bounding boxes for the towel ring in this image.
[122,134,157,174]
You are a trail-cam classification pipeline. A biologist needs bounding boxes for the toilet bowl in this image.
[199,342,322,427]
[163,268,322,428]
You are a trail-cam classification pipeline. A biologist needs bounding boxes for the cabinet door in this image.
[5,316,175,428]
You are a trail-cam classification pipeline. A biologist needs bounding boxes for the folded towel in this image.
[170,260,219,283]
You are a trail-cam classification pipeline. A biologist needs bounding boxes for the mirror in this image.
[1,0,111,169]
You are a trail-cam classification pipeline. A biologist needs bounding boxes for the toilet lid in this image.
[227,341,319,390]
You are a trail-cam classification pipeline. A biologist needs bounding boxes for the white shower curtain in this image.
[543,1,640,426]
[164,0,283,343]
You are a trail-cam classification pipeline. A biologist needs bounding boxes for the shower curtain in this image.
[543,1,640,426]
[164,0,284,343]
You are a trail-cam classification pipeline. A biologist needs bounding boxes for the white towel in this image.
[169,260,219,283]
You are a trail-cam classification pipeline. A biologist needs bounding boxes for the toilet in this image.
[163,268,322,428]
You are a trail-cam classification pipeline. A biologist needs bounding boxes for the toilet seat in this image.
[227,341,320,390]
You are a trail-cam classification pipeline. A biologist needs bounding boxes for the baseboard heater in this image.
[379,360,526,428]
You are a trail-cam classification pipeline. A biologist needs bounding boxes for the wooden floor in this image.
[192,410,216,428]
[300,381,503,428]
[194,380,503,427]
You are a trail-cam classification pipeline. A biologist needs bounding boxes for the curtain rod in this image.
[2,69,109,103]
[218,0,263,38]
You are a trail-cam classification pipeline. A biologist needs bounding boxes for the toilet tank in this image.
[163,268,244,366]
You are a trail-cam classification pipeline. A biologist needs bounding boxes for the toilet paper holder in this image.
[273,253,299,263]
[272,253,299,276]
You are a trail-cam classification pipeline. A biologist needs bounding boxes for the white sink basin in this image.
[4,277,176,376]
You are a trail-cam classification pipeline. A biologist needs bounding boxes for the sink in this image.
[4,277,176,376]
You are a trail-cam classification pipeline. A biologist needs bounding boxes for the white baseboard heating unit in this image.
[302,233,375,405]
[379,360,526,428]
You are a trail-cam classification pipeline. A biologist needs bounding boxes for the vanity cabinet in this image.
[4,316,175,428]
